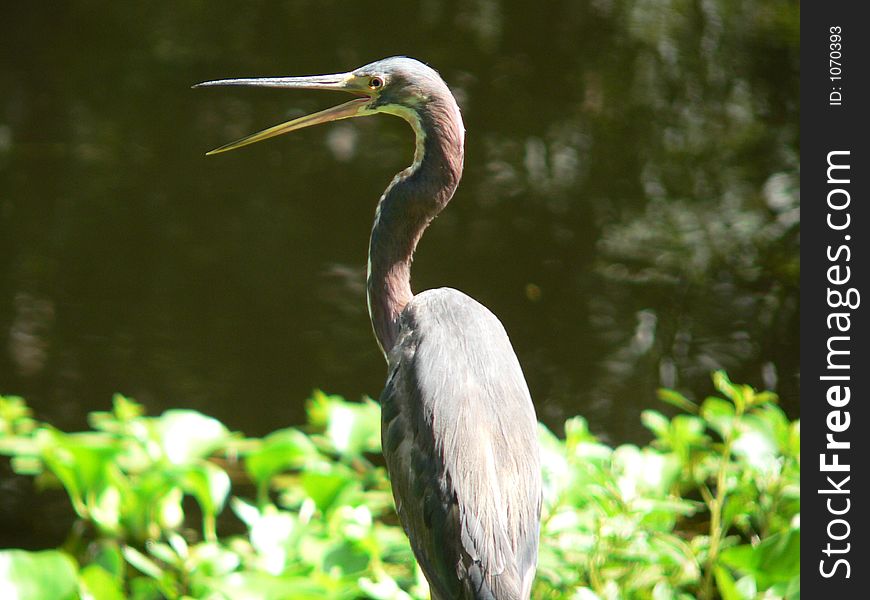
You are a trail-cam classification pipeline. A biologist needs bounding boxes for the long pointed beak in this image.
[193,73,370,155]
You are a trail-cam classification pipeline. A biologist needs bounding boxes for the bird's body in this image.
[383,288,540,599]
[197,56,542,599]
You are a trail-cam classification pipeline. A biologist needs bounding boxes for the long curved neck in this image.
[367,101,465,356]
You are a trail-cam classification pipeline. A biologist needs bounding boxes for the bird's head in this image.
[195,56,459,155]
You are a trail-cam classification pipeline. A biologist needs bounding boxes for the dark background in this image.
[1,1,798,450]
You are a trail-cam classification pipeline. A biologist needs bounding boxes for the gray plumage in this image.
[382,288,541,599]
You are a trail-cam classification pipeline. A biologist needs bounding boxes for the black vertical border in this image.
[802,2,868,596]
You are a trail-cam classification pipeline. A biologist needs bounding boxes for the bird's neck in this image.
[367,102,465,356]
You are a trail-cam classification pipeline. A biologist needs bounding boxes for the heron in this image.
[196,57,542,599]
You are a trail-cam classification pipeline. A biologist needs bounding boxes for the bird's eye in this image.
[368,77,384,90]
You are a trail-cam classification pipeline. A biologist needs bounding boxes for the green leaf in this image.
[245,427,319,486]
[301,467,353,514]
[572,587,603,600]
[174,462,231,539]
[35,429,124,524]
[640,410,670,439]
[80,564,126,600]
[666,415,708,460]
[612,445,679,499]
[564,416,598,447]
[186,541,240,577]
[358,572,414,600]
[122,546,164,580]
[322,540,371,575]
[652,581,676,600]
[714,565,742,600]
[713,370,738,400]
[308,392,381,457]
[91,542,125,581]
[720,528,800,589]
[721,489,756,532]
[657,388,699,413]
[770,575,800,599]
[242,503,298,574]
[746,404,790,452]
[112,394,145,421]
[735,575,758,599]
[0,395,36,436]
[712,371,753,414]
[128,576,163,600]
[537,423,571,509]
[208,572,332,600]
[0,549,79,600]
[788,420,801,458]
[700,397,735,439]
[144,542,178,566]
[332,505,374,543]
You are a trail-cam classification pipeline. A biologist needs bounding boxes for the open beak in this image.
[193,73,370,155]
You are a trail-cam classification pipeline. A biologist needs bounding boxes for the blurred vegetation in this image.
[1,371,799,599]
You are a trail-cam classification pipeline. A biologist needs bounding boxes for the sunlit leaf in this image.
[35,429,123,521]
[187,541,241,577]
[700,397,735,439]
[231,497,261,527]
[652,581,676,600]
[359,572,414,600]
[330,505,373,542]
[309,392,381,457]
[612,445,679,500]
[91,485,122,532]
[538,423,571,509]
[0,550,78,600]
[0,395,36,436]
[156,410,231,465]
[735,575,757,599]
[731,429,778,476]
[657,388,698,413]
[244,504,298,575]
[564,416,597,447]
[112,394,145,421]
[640,410,669,439]
[145,542,177,566]
[122,546,163,580]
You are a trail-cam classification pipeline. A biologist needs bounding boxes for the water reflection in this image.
[1,0,798,446]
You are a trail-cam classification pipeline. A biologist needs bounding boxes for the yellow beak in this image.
[194,73,371,155]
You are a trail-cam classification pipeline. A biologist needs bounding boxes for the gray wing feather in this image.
[381,288,541,599]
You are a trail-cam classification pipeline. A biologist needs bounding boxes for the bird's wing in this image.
[381,288,542,599]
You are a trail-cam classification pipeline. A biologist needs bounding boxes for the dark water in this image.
[1,1,798,448]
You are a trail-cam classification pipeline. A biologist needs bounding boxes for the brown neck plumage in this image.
[366,99,465,356]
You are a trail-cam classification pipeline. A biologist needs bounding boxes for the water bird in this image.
[196,56,542,599]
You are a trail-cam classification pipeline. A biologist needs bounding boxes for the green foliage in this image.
[0,373,799,599]
[533,371,800,600]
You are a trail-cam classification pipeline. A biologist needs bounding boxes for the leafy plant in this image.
[0,373,799,599]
